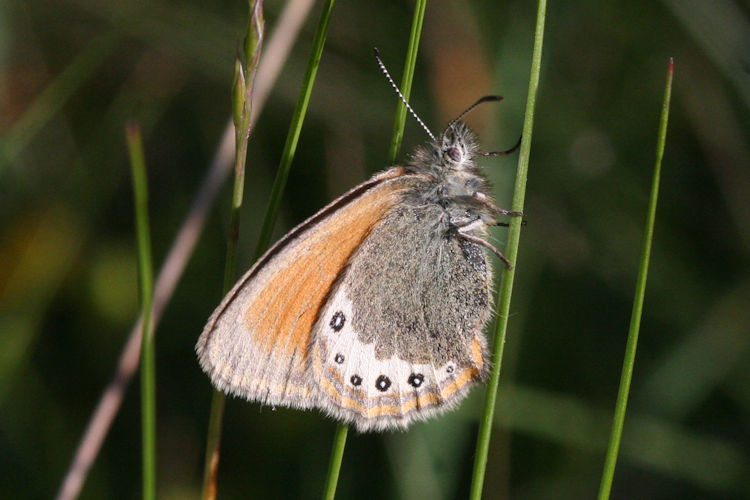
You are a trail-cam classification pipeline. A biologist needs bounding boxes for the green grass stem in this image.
[253,0,336,259]
[597,57,674,500]
[322,423,349,500]
[387,0,427,165]
[201,0,334,498]
[201,2,265,499]
[469,0,547,498]
[125,122,156,500]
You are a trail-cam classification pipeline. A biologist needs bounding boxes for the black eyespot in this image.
[446,147,461,162]
[375,375,391,392]
[408,373,424,388]
[446,365,455,374]
[334,353,345,364]
[330,311,346,331]
[350,375,362,386]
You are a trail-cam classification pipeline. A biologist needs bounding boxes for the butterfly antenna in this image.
[480,135,522,157]
[448,95,504,127]
[447,94,521,157]
[373,47,436,142]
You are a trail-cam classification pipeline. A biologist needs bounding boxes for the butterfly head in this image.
[437,121,481,172]
[410,120,482,176]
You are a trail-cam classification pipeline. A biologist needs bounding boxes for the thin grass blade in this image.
[469,0,548,497]
[125,122,157,500]
[387,0,427,164]
[597,58,674,500]
[201,2,265,499]
[253,0,336,258]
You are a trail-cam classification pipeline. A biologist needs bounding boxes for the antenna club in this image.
[448,95,506,127]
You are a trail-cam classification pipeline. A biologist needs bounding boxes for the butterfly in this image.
[196,53,521,432]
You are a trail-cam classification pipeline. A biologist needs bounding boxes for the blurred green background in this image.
[2,0,749,498]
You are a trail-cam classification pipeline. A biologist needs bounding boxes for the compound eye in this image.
[445,147,461,162]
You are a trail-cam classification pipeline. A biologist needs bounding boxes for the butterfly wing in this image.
[310,203,493,431]
[196,168,409,408]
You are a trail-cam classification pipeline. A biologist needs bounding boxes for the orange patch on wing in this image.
[241,173,407,355]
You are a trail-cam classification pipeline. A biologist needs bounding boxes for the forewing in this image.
[196,168,408,408]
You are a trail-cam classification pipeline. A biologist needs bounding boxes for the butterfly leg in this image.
[472,192,523,218]
[455,219,513,269]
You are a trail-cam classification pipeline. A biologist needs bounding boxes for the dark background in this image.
[2,0,749,498]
